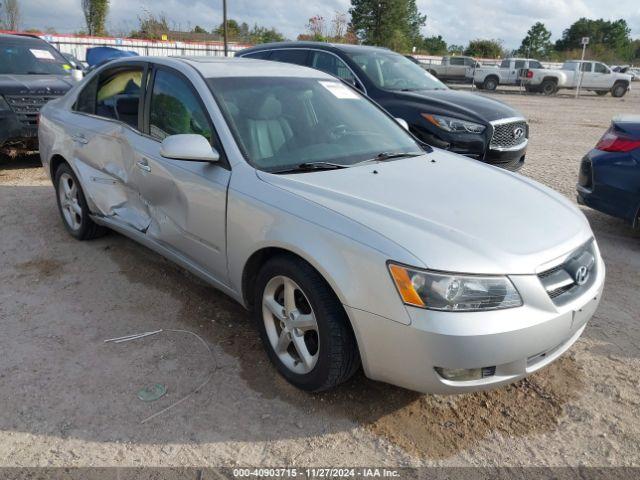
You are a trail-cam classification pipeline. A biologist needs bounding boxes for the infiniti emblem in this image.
[512,127,525,140]
[574,265,590,285]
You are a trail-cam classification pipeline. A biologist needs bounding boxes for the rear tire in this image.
[611,82,628,98]
[253,255,360,392]
[483,77,498,91]
[541,79,557,96]
[54,163,107,240]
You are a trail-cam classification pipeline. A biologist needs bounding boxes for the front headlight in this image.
[421,113,486,134]
[388,263,522,311]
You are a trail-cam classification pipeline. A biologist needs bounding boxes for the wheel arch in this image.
[49,154,69,180]
[241,245,363,356]
[242,246,346,312]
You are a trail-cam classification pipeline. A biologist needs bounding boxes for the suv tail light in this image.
[595,127,640,152]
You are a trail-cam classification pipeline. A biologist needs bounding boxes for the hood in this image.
[0,74,73,95]
[396,89,522,123]
[258,153,592,274]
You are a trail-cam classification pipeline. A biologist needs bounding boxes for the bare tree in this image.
[81,0,110,36]
[331,11,347,39]
[1,0,21,31]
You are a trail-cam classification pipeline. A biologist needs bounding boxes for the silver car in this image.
[38,57,605,394]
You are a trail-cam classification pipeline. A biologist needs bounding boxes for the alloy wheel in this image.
[262,275,320,374]
[58,172,82,231]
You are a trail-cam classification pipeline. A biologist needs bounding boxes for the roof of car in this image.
[0,32,49,45]
[237,41,391,55]
[111,55,336,79]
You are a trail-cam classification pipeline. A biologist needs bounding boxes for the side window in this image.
[149,69,212,144]
[581,63,592,72]
[500,59,510,68]
[95,67,143,128]
[241,50,271,60]
[464,58,475,66]
[74,75,98,114]
[310,51,356,84]
[269,49,309,66]
[594,63,608,74]
[514,60,525,69]
[529,61,543,69]
[450,57,465,66]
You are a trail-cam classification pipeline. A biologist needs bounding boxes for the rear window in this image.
[0,39,71,75]
[240,50,272,60]
[269,49,309,66]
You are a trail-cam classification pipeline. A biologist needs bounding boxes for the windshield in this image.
[0,41,71,75]
[207,76,422,172]
[346,50,447,91]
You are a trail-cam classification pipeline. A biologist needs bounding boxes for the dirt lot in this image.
[0,88,639,469]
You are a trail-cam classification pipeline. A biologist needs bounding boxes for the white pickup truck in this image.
[469,58,545,91]
[427,56,479,83]
[520,60,632,97]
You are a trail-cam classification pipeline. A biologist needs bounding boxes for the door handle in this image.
[136,160,151,172]
[72,134,88,145]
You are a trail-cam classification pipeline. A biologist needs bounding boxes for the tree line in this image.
[2,0,639,64]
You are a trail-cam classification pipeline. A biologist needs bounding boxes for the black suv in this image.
[0,34,74,154]
[237,42,528,170]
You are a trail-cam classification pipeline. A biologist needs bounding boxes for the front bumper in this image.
[347,249,605,394]
[0,111,38,149]
[413,123,527,171]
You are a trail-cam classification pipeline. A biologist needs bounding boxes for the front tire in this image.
[611,82,628,98]
[54,163,107,240]
[254,255,360,392]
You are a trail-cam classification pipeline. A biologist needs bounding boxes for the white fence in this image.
[32,33,250,61]
[412,54,564,70]
[11,31,567,69]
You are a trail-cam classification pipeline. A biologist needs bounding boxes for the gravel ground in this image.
[0,88,639,469]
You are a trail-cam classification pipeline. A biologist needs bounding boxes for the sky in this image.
[15,0,640,50]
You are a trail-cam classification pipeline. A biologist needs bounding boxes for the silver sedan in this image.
[38,56,605,393]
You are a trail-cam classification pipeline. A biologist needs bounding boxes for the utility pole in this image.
[222,0,228,57]
[576,37,589,99]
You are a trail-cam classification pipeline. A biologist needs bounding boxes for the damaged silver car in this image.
[39,57,604,393]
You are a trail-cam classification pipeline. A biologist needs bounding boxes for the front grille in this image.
[538,241,597,304]
[490,120,528,150]
[5,94,61,127]
[578,156,593,190]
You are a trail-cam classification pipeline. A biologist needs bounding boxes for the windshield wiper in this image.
[271,161,349,174]
[354,151,423,166]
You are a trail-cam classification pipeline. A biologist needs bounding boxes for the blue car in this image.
[577,115,640,228]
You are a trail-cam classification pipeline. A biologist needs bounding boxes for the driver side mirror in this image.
[160,134,220,162]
